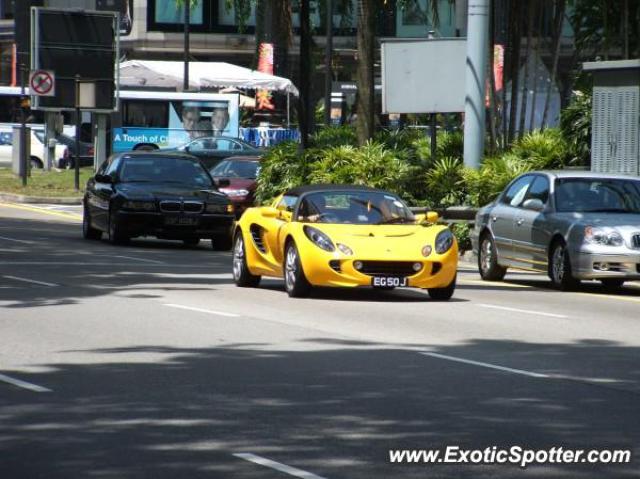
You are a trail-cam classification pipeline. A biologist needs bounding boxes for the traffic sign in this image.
[29,70,55,97]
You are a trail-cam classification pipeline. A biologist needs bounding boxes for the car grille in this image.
[159,200,203,213]
[632,234,640,249]
[358,261,418,277]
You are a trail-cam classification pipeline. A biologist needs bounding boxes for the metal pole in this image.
[184,0,190,91]
[75,76,80,191]
[20,63,27,187]
[324,0,333,127]
[286,92,290,128]
[463,0,490,169]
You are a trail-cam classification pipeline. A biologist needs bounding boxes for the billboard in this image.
[30,8,118,112]
[381,38,467,114]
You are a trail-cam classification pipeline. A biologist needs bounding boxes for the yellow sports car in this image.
[232,185,458,299]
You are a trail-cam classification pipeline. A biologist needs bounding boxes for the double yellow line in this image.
[0,202,82,221]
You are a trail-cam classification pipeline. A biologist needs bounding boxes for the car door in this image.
[511,175,551,271]
[489,175,536,264]
[262,194,297,266]
[92,158,120,230]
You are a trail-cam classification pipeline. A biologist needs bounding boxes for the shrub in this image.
[310,125,357,149]
[450,222,472,252]
[512,128,569,169]
[425,157,466,208]
[560,92,591,167]
[255,141,307,204]
[436,131,464,160]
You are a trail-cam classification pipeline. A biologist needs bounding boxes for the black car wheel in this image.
[211,234,232,251]
[428,274,456,301]
[601,278,625,290]
[82,205,102,240]
[30,157,43,169]
[284,241,312,298]
[478,234,507,281]
[108,210,129,245]
[232,233,261,287]
[183,238,200,247]
[549,240,579,290]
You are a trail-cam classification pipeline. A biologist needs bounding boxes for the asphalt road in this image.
[1,202,639,479]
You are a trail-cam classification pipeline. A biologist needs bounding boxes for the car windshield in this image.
[297,191,415,225]
[555,178,640,213]
[210,160,260,179]
[119,157,213,187]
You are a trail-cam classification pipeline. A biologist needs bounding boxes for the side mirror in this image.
[261,206,279,218]
[415,212,439,223]
[523,198,545,212]
[94,173,113,184]
[183,146,190,153]
[215,178,230,188]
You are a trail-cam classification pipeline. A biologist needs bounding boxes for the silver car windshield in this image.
[555,178,640,213]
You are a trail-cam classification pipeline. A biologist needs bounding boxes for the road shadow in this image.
[1,339,638,478]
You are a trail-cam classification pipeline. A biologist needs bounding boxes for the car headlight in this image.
[205,203,234,214]
[221,188,250,198]
[303,225,335,252]
[584,226,624,246]
[122,200,156,211]
[435,229,455,254]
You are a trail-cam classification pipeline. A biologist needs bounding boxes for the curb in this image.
[0,192,82,205]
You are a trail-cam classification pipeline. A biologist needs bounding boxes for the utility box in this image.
[583,60,640,176]
[12,127,31,177]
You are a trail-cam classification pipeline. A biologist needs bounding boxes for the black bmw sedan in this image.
[83,152,235,250]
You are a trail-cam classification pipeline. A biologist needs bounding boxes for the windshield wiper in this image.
[583,208,638,213]
[377,217,413,225]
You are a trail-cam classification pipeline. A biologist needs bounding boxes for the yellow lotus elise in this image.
[232,185,458,299]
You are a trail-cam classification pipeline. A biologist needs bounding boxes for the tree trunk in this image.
[507,0,522,145]
[298,0,311,149]
[256,0,291,77]
[623,0,629,59]
[528,0,544,131]
[356,0,375,145]
[542,0,565,129]
[518,0,535,139]
[488,0,498,153]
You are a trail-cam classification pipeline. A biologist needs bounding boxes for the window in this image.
[524,176,550,204]
[555,178,640,213]
[276,195,298,212]
[147,0,208,32]
[123,101,168,128]
[501,176,534,207]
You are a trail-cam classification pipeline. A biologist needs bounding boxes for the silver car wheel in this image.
[285,246,297,291]
[232,236,244,281]
[552,245,565,283]
[480,238,492,273]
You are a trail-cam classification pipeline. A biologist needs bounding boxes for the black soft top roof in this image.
[286,184,390,196]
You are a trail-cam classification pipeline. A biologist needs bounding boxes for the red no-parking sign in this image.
[29,70,55,97]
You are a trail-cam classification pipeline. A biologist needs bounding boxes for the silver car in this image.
[471,171,640,290]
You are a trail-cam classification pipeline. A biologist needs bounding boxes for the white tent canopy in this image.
[119,60,299,97]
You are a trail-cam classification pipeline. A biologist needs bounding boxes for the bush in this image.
[255,141,307,204]
[511,128,569,169]
[560,92,591,167]
[450,222,472,252]
[310,125,357,149]
[425,157,466,208]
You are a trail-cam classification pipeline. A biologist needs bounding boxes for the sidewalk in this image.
[0,192,82,205]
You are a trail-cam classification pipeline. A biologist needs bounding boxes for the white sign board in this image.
[381,39,467,114]
[29,70,55,97]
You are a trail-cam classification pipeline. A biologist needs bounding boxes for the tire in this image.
[601,278,625,290]
[30,157,42,169]
[211,234,233,251]
[428,274,456,301]
[478,234,507,281]
[82,205,102,240]
[134,144,157,152]
[108,210,129,245]
[183,238,200,247]
[232,233,261,287]
[64,159,74,170]
[548,240,579,291]
[284,241,312,298]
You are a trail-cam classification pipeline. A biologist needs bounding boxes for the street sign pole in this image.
[74,76,81,191]
[20,63,27,187]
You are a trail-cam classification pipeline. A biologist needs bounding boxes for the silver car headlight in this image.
[435,229,455,254]
[122,200,156,211]
[584,226,624,247]
[303,225,335,252]
[221,188,250,198]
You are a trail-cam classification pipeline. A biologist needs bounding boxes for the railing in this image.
[240,127,300,147]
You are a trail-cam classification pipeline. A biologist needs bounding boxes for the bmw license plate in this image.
[165,216,199,226]
[372,276,408,288]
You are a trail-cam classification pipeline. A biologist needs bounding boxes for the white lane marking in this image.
[478,303,568,319]
[0,235,32,244]
[3,275,59,287]
[163,303,240,318]
[420,352,549,379]
[0,373,52,393]
[233,453,328,479]
[112,255,164,264]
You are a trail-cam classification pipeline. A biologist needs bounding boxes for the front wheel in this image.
[284,241,312,298]
[183,238,200,247]
[82,205,102,240]
[30,157,42,169]
[211,234,233,251]
[549,241,579,290]
[427,275,456,301]
[108,210,129,245]
[478,234,507,281]
[232,233,261,287]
